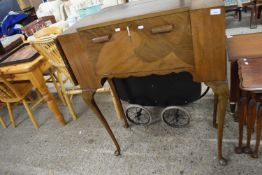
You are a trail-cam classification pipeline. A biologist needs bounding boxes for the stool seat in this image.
[238,58,262,91]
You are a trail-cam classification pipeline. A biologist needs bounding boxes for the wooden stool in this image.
[235,58,262,158]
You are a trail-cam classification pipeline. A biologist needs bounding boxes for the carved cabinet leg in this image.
[82,91,121,155]
[244,94,257,154]
[108,79,129,128]
[235,91,248,154]
[251,104,262,158]
[206,81,229,166]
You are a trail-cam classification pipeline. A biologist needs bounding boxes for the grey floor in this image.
[1,11,262,175]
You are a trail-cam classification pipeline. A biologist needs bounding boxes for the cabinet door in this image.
[79,11,194,77]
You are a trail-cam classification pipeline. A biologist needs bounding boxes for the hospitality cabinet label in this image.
[210,8,221,15]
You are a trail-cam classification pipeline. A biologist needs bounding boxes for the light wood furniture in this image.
[31,35,79,120]
[0,116,6,128]
[17,0,33,10]
[32,26,124,121]
[0,75,39,129]
[0,52,66,126]
[57,0,229,165]
[30,27,68,107]
[33,26,63,38]
[235,58,262,158]
[227,33,262,116]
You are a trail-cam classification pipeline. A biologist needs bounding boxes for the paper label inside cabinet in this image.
[210,8,221,15]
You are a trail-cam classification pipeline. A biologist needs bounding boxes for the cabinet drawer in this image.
[79,12,194,76]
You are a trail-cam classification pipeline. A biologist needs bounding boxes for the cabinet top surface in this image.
[61,0,224,35]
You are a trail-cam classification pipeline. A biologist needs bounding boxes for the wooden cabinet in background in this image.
[22,15,56,36]
[57,0,229,165]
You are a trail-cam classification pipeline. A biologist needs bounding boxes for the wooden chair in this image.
[28,27,67,108]
[248,0,262,28]
[31,36,79,120]
[33,26,63,38]
[224,0,243,21]
[0,75,39,129]
[30,27,124,122]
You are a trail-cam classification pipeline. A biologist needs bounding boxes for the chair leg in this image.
[57,71,77,120]
[22,100,39,129]
[250,6,257,29]
[49,70,66,105]
[238,8,242,21]
[64,93,77,120]
[255,6,259,26]
[243,94,257,154]
[31,95,45,109]
[6,103,16,128]
[0,116,6,128]
[258,5,262,19]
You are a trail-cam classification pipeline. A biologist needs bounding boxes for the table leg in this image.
[82,91,121,156]
[243,94,257,154]
[29,69,65,125]
[251,103,262,158]
[235,91,248,154]
[206,81,229,166]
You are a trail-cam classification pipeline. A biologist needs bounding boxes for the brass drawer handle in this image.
[92,35,111,43]
[151,25,174,34]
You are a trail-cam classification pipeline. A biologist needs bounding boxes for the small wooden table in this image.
[227,32,262,116]
[0,46,66,125]
[235,58,262,158]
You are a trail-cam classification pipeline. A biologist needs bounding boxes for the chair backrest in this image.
[0,76,21,103]
[30,31,72,82]
[33,26,63,38]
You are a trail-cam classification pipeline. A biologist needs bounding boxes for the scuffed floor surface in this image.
[0,92,262,175]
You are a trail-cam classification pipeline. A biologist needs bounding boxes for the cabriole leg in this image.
[82,91,121,156]
[251,104,262,158]
[206,81,229,166]
[243,94,257,154]
[235,91,247,154]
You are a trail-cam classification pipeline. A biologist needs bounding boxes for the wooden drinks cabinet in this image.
[57,0,228,165]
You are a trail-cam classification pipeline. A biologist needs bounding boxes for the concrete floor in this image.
[1,10,262,175]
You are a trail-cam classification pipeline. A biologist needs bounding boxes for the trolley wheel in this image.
[161,106,190,128]
[125,105,151,125]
